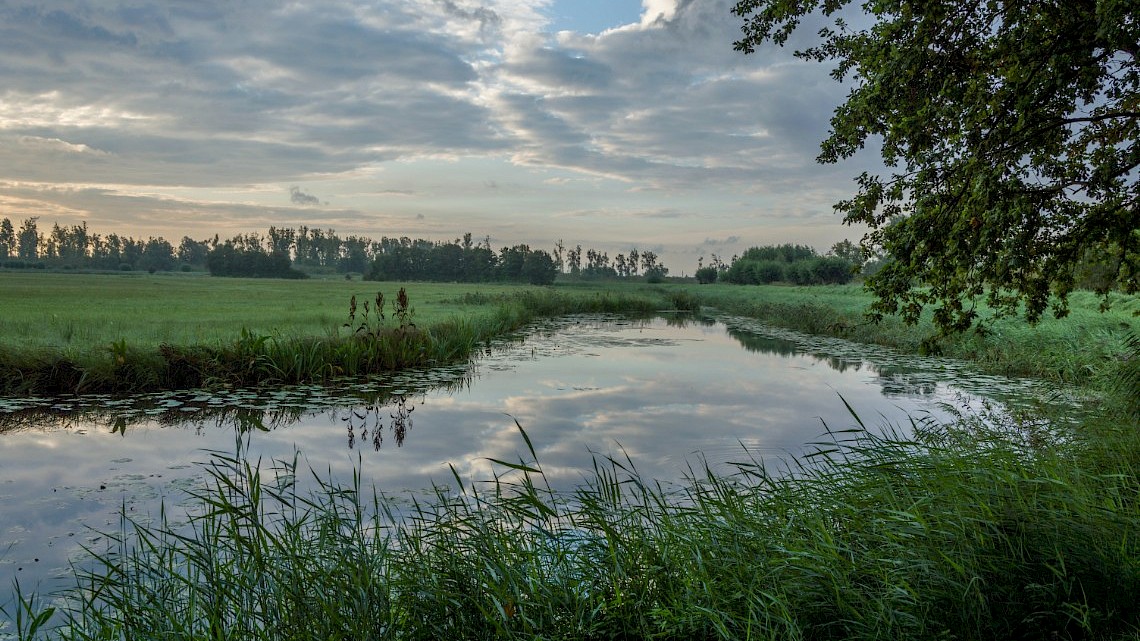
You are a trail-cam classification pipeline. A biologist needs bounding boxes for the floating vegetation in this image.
[0,362,473,438]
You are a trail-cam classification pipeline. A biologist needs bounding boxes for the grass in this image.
[0,272,535,349]
[7,409,1139,640]
[676,283,1139,395]
[5,272,1131,394]
[0,273,679,394]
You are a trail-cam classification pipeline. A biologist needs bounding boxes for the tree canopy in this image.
[732,0,1139,332]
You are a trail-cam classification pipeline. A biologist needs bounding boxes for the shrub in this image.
[812,256,855,284]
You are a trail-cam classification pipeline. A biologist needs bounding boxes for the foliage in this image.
[365,240,558,285]
[1120,331,1140,418]
[722,244,854,285]
[732,0,1140,332]
[695,265,718,284]
[206,244,308,279]
[682,284,1140,398]
[20,410,1140,640]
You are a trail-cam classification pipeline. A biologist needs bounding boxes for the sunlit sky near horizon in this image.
[0,0,880,274]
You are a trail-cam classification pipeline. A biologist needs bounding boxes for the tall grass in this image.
[11,410,1138,640]
[0,287,676,395]
[683,284,1139,401]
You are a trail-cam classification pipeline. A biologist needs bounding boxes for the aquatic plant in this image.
[15,409,1140,640]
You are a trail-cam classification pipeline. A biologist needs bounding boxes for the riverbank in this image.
[0,273,692,394]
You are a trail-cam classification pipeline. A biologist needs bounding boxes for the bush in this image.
[812,256,855,284]
[695,266,718,284]
[785,261,818,285]
[751,260,784,284]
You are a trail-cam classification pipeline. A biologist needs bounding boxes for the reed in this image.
[10,409,1139,640]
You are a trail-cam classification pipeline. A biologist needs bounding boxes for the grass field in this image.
[0,272,689,394]
[0,272,540,349]
[677,283,1139,392]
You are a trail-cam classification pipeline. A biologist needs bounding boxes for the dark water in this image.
[0,314,1075,613]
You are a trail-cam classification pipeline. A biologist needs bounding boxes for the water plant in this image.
[12,407,1139,640]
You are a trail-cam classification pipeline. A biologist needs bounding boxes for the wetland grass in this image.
[681,284,1139,400]
[10,411,1140,640]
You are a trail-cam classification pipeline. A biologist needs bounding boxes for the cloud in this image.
[0,0,878,271]
[289,186,322,206]
[703,235,741,246]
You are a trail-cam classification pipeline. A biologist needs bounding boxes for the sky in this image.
[0,0,879,274]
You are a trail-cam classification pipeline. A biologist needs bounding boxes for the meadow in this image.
[2,271,1139,639]
[0,272,541,349]
[0,272,682,394]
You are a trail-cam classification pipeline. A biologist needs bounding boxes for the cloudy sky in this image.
[0,0,878,273]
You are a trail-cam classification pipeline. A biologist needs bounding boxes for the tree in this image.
[733,1,1139,332]
[0,218,14,259]
[177,236,210,267]
[521,249,558,285]
[17,217,39,260]
[695,265,719,284]
[827,239,863,269]
[141,237,175,272]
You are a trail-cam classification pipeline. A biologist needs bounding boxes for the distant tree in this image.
[812,256,855,285]
[521,249,558,285]
[614,253,628,278]
[498,245,529,281]
[339,235,369,274]
[17,218,39,260]
[640,250,664,276]
[751,260,784,284]
[553,238,565,273]
[206,239,307,279]
[177,236,210,267]
[267,226,296,256]
[695,265,718,284]
[733,0,1140,331]
[827,239,863,269]
[63,223,89,261]
[141,237,176,272]
[0,218,14,259]
[120,237,144,269]
[722,244,849,285]
[567,245,582,275]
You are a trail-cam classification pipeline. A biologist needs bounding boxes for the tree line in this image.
[0,218,669,285]
[364,233,557,285]
[0,218,187,272]
[554,241,668,282]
